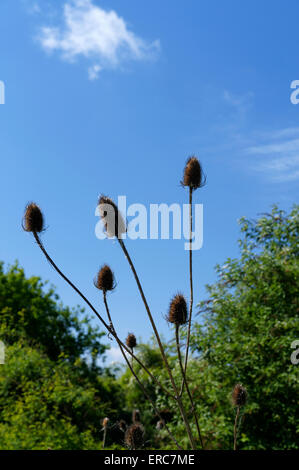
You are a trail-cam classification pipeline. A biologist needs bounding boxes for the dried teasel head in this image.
[98,195,126,238]
[102,417,109,428]
[232,384,247,407]
[167,294,188,326]
[95,265,115,292]
[23,203,44,233]
[182,156,206,190]
[118,419,127,432]
[126,333,137,350]
[125,424,144,450]
[132,409,140,424]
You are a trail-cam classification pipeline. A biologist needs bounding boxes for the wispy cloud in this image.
[202,88,299,183]
[22,0,41,15]
[223,90,254,124]
[36,0,160,79]
[246,128,299,181]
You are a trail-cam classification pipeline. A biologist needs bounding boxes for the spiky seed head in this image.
[95,265,115,292]
[167,294,188,326]
[118,419,127,432]
[232,384,247,407]
[98,195,126,238]
[23,203,44,233]
[102,417,109,428]
[132,409,140,424]
[125,424,144,450]
[126,333,137,350]
[182,156,205,190]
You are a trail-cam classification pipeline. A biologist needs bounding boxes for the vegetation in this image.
[0,263,125,449]
[1,160,298,449]
[118,206,299,450]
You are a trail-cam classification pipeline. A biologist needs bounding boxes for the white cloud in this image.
[246,128,299,181]
[261,127,299,140]
[105,346,126,365]
[37,0,160,78]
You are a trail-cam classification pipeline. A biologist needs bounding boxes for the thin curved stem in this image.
[103,292,182,450]
[175,325,204,449]
[117,238,196,450]
[32,231,173,400]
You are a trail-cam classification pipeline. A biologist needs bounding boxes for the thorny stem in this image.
[234,406,240,450]
[175,325,204,449]
[103,292,182,450]
[130,348,134,369]
[181,187,193,395]
[102,427,107,449]
[117,238,197,450]
[177,189,204,449]
[32,231,173,400]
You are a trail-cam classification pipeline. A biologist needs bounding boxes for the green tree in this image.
[122,206,299,449]
[187,205,299,449]
[0,263,124,449]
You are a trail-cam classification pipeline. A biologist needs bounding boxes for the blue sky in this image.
[1,0,298,364]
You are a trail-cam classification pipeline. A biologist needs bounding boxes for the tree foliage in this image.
[122,206,299,449]
[0,264,124,449]
[187,205,299,449]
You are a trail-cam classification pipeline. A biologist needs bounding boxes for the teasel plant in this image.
[126,333,137,368]
[22,157,207,450]
[180,157,206,388]
[167,293,203,448]
[232,384,247,450]
[125,423,145,450]
[102,417,109,449]
[132,409,141,424]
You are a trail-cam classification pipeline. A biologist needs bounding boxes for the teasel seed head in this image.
[126,333,137,350]
[118,419,127,432]
[23,202,44,233]
[95,264,116,292]
[182,156,206,190]
[125,424,144,450]
[132,409,140,424]
[232,384,247,407]
[167,294,188,326]
[98,195,126,238]
[102,417,109,429]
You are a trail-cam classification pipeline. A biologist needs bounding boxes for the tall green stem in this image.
[175,325,204,449]
[234,406,240,450]
[103,292,182,450]
[117,238,197,450]
[181,187,194,394]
